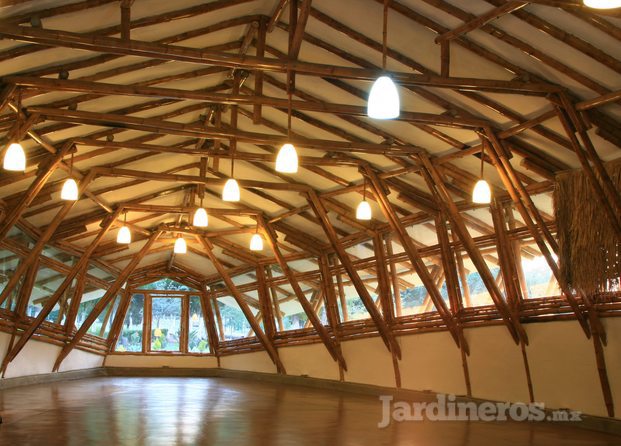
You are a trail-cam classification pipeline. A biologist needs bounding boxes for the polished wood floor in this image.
[0,376,618,445]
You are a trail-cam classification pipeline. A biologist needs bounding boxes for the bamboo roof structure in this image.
[0,0,620,412]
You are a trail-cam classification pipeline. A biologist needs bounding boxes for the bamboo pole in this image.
[53,230,162,371]
[306,190,401,358]
[198,235,285,373]
[257,215,347,370]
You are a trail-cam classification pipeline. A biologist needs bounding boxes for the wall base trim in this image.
[0,367,107,390]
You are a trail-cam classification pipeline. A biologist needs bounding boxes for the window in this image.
[188,296,209,353]
[150,297,182,352]
[116,294,144,352]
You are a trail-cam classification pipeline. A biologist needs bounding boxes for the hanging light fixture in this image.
[249,231,263,251]
[191,313,199,323]
[222,157,240,202]
[276,71,299,173]
[276,143,298,173]
[116,212,131,244]
[193,200,209,227]
[3,91,26,171]
[60,152,78,201]
[174,235,187,254]
[356,177,373,220]
[472,145,491,204]
[367,0,399,119]
[3,142,26,172]
[583,0,621,8]
[222,178,240,202]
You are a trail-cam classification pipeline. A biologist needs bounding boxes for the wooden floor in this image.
[0,377,618,445]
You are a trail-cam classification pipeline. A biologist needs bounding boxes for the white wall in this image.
[279,342,340,381]
[464,325,530,403]
[105,354,218,368]
[526,320,606,417]
[4,318,620,419]
[0,332,104,379]
[220,350,276,373]
[399,330,466,396]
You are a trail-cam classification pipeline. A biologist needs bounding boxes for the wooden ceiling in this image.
[0,0,620,360]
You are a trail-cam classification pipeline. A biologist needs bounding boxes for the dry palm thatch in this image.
[555,160,621,296]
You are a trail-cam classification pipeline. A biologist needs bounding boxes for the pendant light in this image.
[116,212,131,244]
[174,235,187,254]
[367,0,399,119]
[356,178,373,220]
[472,146,491,204]
[276,72,299,173]
[193,199,209,227]
[3,91,26,171]
[222,158,240,202]
[583,0,621,8]
[60,152,79,201]
[249,230,263,251]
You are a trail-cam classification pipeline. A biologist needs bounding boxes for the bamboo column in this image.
[52,230,162,372]
[198,235,286,374]
[257,214,347,370]
[306,190,401,358]
[0,172,95,308]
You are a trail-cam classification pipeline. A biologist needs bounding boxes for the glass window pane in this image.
[151,297,181,351]
[188,296,209,353]
[216,296,253,341]
[116,294,144,352]
[87,294,120,339]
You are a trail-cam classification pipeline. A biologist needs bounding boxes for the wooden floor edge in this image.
[1,366,620,437]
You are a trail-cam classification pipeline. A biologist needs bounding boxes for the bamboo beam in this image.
[0,141,74,243]
[64,265,87,335]
[577,89,621,111]
[0,173,95,308]
[120,0,132,41]
[435,1,527,43]
[417,156,525,344]
[53,230,161,371]
[289,0,312,60]
[268,0,290,32]
[30,107,426,155]
[257,214,347,369]
[361,166,462,346]
[0,24,561,94]
[199,236,285,373]
[253,17,267,124]
[0,83,15,114]
[483,129,592,337]
[14,257,40,319]
[107,287,131,350]
[199,288,220,357]
[256,265,277,340]
[306,190,401,358]
[0,209,121,372]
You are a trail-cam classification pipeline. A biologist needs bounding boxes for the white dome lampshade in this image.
[275,143,298,173]
[249,233,263,251]
[3,142,26,171]
[356,199,372,220]
[222,178,240,202]
[174,237,187,254]
[116,225,131,244]
[472,180,492,204]
[367,76,400,119]
[583,0,621,8]
[193,207,209,227]
[60,178,79,201]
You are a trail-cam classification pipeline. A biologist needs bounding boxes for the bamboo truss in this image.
[0,0,618,417]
